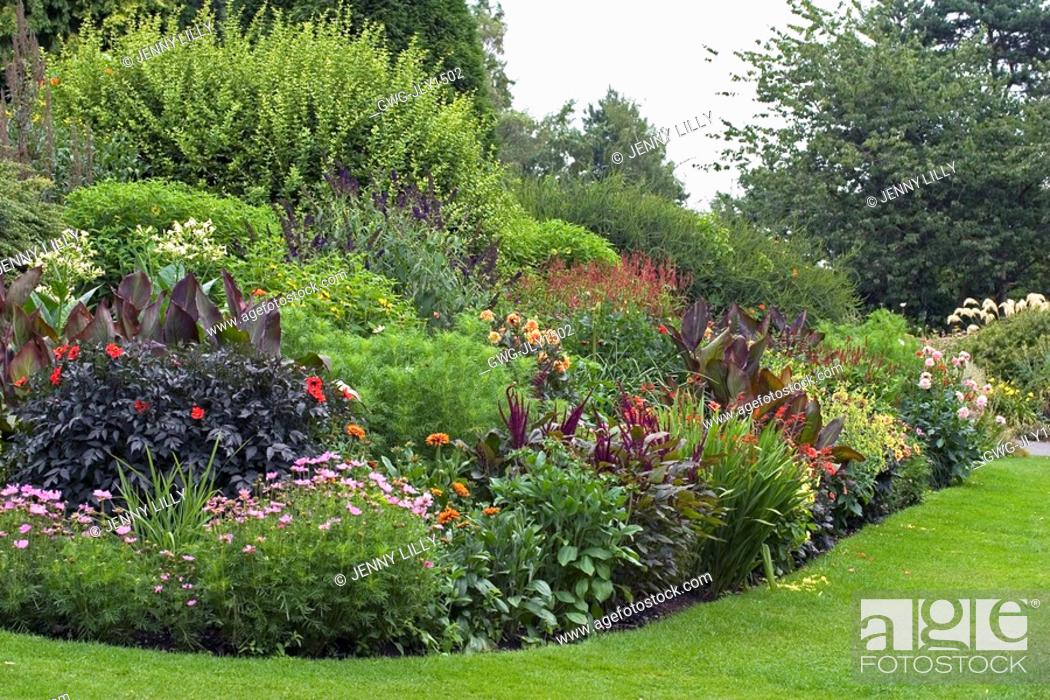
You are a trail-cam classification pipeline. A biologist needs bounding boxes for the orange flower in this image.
[479,309,495,322]
[49,77,60,87]
[523,319,539,333]
[105,343,124,359]
[487,331,501,344]
[482,506,500,517]
[345,424,366,440]
[437,507,460,525]
[430,487,444,497]
[13,376,28,388]
[426,433,450,447]
[506,312,521,327]
[252,289,268,297]
[451,481,470,498]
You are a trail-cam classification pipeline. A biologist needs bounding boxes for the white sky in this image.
[499,0,827,211]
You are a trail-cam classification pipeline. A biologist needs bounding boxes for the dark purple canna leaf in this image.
[680,299,709,351]
[815,417,844,450]
[7,267,43,308]
[62,303,93,339]
[116,271,152,309]
[161,302,198,344]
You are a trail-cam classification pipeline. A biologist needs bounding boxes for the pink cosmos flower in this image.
[14,539,28,549]
[995,415,1007,425]
[123,536,138,544]
[242,545,256,554]
[154,585,164,593]
[918,377,932,390]
[924,357,935,368]
[218,533,234,544]
[28,503,47,516]
[957,406,971,420]
[0,486,17,497]
[951,357,961,367]
[265,472,279,481]
[182,583,193,589]
[932,350,943,361]
[182,555,195,561]
[956,391,965,402]
[186,599,197,607]
[983,384,992,393]
[116,525,132,535]
[92,489,113,501]
[975,395,988,408]
[346,503,362,516]
[18,523,31,534]
[278,514,293,528]
[160,573,170,581]
[423,560,434,569]
[0,531,7,537]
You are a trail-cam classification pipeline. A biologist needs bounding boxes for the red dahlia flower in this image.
[105,343,124,359]
[190,406,205,420]
[49,367,62,386]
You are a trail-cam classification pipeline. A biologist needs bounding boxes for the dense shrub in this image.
[281,313,510,452]
[63,179,279,284]
[498,217,619,271]
[51,11,514,235]
[2,343,348,504]
[961,309,1050,412]
[0,160,64,261]
[882,453,933,513]
[0,455,443,656]
[815,310,920,404]
[513,175,858,321]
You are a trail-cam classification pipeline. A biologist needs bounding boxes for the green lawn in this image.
[2,456,1048,700]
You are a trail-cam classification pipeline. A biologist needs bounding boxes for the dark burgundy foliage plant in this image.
[2,343,346,505]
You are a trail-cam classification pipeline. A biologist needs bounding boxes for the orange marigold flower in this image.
[190,405,205,420]
[482,506,500,517]
[345,423,366,440]
[451,481,470,498]
[479,309,495,322]
[487,331,501,344]
[425,433,450,447]
[506,312,521,327]
[105,343,124,359]
[437,507,460,525]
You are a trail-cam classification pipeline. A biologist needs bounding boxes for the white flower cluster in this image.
[29,229,103,289]
[141,218,227,268]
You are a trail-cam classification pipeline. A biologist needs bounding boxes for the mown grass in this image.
[2,457,1047,699]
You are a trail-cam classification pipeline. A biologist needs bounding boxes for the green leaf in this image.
[574,578,589,598]
[574,556,595,576]
[565,611,589,626]
[557,544,578,566]
[591,579,614,602]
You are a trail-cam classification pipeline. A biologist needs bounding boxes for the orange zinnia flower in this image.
[345,424,366,440]
[425,433,450,447]
[482,506,500,517]
[451,481,470,498]
[437,507,460,525]
[105,343,124,359]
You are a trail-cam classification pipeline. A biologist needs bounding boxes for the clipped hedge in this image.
[961,310,1050,410]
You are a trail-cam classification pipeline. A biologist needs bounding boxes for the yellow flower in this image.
[479,309,495,322]
[488,331,501,344]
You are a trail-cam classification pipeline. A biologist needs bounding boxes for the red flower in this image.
[13,376,28,388]
[657,325,669,335]
[54,344,69,360]
[67,345,80,361]
[305,376,326,403]
[190,406,205,420]
[105,343,124,359]
[134,399,150,414]
[758,303,766,311]
[50,366,62,386]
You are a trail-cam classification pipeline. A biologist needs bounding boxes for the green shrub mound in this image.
[513,176,858,321]
[51,10,515,237]
[499,217,619,270]
[962,310,1050,410]
[63,179,279,283]
[281,313,511,452]
[0,161,65,261]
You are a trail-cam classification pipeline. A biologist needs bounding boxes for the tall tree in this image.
[891,0,1050,97]
[470,0,513,110]
[718,0,1048,323]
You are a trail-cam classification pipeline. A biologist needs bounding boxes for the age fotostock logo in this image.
[856,596,1045,682]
